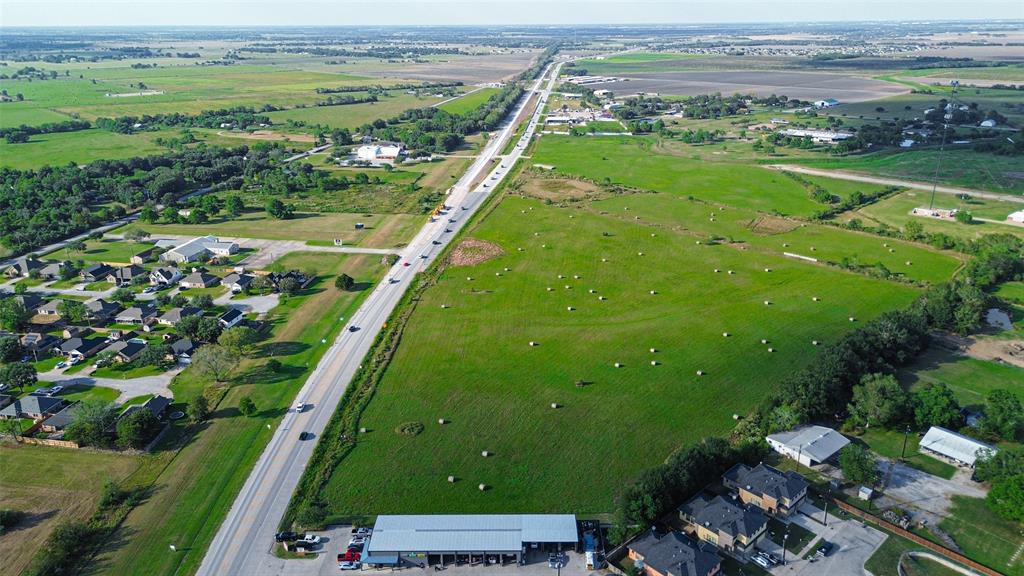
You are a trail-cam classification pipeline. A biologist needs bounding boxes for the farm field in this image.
[573,52,710,75]
[265,93,446,129]
[839,190,1024,241]
[318,178,934,516]
[438,87,501,115]
[93,252,383,576]
[788,149,1024,195]
[825,84,1024,125]
[897,348,1024,407]
[896,65,1024,83]
[0,445,142,575]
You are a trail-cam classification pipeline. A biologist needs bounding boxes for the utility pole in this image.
[901,425,911,460]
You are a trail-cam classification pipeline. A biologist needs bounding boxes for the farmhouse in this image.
[162,236,238,263]
[678,494,766,556]
[722,463,807,517]
[356,142,404,163]
[627,529,721,576]
[364,514,579,567]
[814,98,840,108]
[919,426,996,468]
[766,425,849,467]
[0,395,65,420]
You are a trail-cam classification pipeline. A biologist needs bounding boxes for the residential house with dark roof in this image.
[39,261,71,280]
[107,265,147,287]
[41,402,80,433]
[158,306,204,327]
[85,299,121,321]
[20,332,58,355]
[105,340,147,363]
[223,273,254,293]
[266,270,314,291]
[121,395,172,421]
[218,308,244,329]
[130,247,157,265]
[3,257,45,278]
[722,463,808,517]
[0,395,65,420]
[628,529,721,576]
[115,304,158,326]
[180,272,220,289]
[169,338,196,364]
[11,293,44,311]
[81,264,114,282]
[150,267,182,286]
[59,336,108,359]
[0,394,13,410]
[36,300,63,316]
[679,495,767,556]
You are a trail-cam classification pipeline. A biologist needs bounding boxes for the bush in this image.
[396,421,424,436]
[0,509,25,533]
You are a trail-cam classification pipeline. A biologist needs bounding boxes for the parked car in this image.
[55,361,67,369]
[69,357,81,365]
[338,550,361,562]
[47,385,64,396]
[143,286,157,294]
[348,537,366,548]
[31,388,52,396]
[757,551,780,565]
[817,541,833,556]
[275,531,299,542]
[299,534,321,545]
[294,402,305,413]
[353,527,371,537]
[0,383,9,393]
[338,561,360,570]
[752,555,771,569]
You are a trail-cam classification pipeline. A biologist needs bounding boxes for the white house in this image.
[980,119,997,128]
[814,98,840,108]
[1007,210,1024,224]
[919,426,995,467]
[766,425,850,467]
[356,143,403,163]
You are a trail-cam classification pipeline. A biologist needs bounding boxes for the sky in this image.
[2,0,1022,27]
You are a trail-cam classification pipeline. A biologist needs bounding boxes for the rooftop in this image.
[920,426,996,466]
[767,425,850,463]
[723,463,807,503]
[367,514,578,554]
[629,529,720,576]
[679,494,766,540]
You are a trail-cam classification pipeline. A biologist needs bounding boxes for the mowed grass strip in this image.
[321,194,923,516]
[438,88,501,115]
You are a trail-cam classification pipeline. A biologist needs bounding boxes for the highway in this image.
[196,59,562,576]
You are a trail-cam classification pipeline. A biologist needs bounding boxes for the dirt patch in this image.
[747,215,801,235]
[933,332,1024,369]
[448,238,504,267]
[520,177,603,202]
[215,130,316,143]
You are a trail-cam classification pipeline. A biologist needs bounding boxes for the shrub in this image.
[396,421,424,436]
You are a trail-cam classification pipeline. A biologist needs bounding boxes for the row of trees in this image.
[95,105,277,134]
[314,80,462,94]
[1,119,91,144]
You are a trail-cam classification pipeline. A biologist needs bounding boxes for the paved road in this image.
[38,369,179,403]
[767,164,1024,204]
[283,143,332,163]
[196,61,562,576]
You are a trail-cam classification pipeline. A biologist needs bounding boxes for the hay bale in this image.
[768,347,774,353]
[650,348,657,353]
[650,233,657,237]
[529,341,538,347]
[812,340,819,346]
[812,297,820,302]
[727,270,734,275]
[696,241,702,245]
[479,483,488,491]
[761,339,768,344]
[567,306,575,311]
[518,247,524,252]
[696,370,705,376]
[614,362,622,368]
[601,258,608,262]
[764,300,771,305]
[466,277,473,281]
[905,261,912,266]
[481,451,490,457]
[438,418,447,424]
[504,267,510,272]
[359,427,367,433]
[637,251,644,256]
[546,287,554,292]
[542,244,548,248]
[495,272,502,276]
[810,246,816,251]
[441,304,449,309]
[714,269,720,273]
[574,274,581,279]
[448,475,456,483]
[598,296,606,301]
[650,360,658,366]
[764,268,771,272]
[558,274,565,279]
[650,290,657,295]
[722,332,730,337]
[564,285,571,289]
[889,248,895,253]
[551,403,559,409]
[849,317,856,322]
[588,289,596,294]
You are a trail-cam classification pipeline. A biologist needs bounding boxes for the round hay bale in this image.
[905,261,912,266]
[588,289,596,294]
[783,243,789,247]
[438,418,447,425]
[650,233,657,237]
[650,348,657,353]
[768,347,774,353]
[714,269,720,273]
[812,340,819,346]
[466,277,473,281]
[733,413,740,420]
[567,306,575,311]
[614,362,622,368]
[551,403,559,409]
[558,274,565,279]
[529,341,538,347]
[598,296,606,301]
[696,241,702,245]
[727,270,734,275]
[359,427,367,433]
[889,248,895,253]
[542,244,547,248]
[722,332,730,337]
[601,258,608,262]
[709,218,716,222]
[565,285,571,289]
[812,297,820,302]
[849,317,856,322]
[650,360,658,366]
[534,232,540,236]
[569,215,574,219]
[546,287,554,292]
[517,247,524,251]
[764,300,771,305]
[761,339,768,344]
[883,243,889,247]
[495,272,502,277]
[764,268,771,272]
[696,370,705,376]
[650,290,657,295]
[441,304,449,309]
[481,450,490,457]
[448,475,456,483]
[504,267,510,272]
[574,274,581,279]
[479,484,488,491]
[638,251,644,256]
[810,247,816,251]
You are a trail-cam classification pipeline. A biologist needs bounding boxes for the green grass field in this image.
[438,88,501,115]
[939,496,1024,576]
[265,93,443,130]
[840,191,1024,241]
[898,348,1024,408]
[855,428,957,480]
[573,52,705,75]
[865,532,967,576]
[41,237,152,263]
[94,252,383,576]
[319,186,929,516]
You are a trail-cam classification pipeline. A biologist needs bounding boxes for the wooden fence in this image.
[833,499,1003,576]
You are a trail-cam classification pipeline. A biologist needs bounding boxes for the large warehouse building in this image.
[364,514,579,568]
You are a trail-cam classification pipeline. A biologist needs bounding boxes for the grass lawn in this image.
[58,383,121,403]
[318,188,928,517]
[438,88,501,115]
[265,93,444,130]
[92,363,165,380]
[766,517,815,553]
[996,281,1024,306]
[93,252,383,576]
[865,532,967,576]
[855,428,957,480]
[121,394,154,408]
[128,211,422,248]
[898,348,1024,409]
[43,238,153,264]
[0,444,142,576]
[839,190,1024,242]
[584,120,626,133]
[939,496,1024,576]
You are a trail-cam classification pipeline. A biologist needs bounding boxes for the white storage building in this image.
[919,426,995,467]
[766,425,850,467]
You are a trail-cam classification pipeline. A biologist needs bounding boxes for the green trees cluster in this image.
[95,105,276,134]
[975,447,1024,522]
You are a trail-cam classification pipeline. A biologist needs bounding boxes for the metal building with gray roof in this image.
[365,514,578,567]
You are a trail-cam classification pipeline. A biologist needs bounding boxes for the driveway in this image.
[214,291,280,316]
[773,506,887,576]
[875,458,986,525]
[37,367,179,403]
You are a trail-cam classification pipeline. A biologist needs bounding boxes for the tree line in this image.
[95,105,277,134]
[1,119,91,144]
[314,81,463,94]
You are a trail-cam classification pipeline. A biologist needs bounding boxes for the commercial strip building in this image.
[364,514,579,568]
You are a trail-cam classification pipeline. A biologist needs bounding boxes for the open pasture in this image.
[583,70,907,102]
[353,50,541,84]
[320,187,928,516]
[841,190,1024,240]
[438,87,501,115]
[265,93,444,129]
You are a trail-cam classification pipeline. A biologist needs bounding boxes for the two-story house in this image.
[678,494,767,557]
[722,463,808,517]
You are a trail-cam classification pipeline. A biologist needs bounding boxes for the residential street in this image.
[37,368,179,403]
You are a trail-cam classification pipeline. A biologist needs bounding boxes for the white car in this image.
[48,385,64,396]
[751,555,770,569]
[348,537,366,548]
[55,361,67,369]
[300,534,321,545]
[338,561,360,570]
[294,402,306,413]
[354,527,372,537]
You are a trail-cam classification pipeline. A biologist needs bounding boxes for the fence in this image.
[832,499,1002,576]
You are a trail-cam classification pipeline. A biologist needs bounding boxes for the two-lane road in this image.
[197,60,562,576]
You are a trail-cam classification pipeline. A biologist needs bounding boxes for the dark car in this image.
[275,531,299,542]
[818,542,834,556]
[299,432,314,441]
[432,240,441,245]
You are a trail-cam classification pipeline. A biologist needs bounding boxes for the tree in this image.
[913,383,962,430]
[252,275,273,294]
[848,373,910,429]
[137,344,170,368]
[766,405,799,434]
[975,446,1024,484]
[278,277,300,296]
[954,210,973,225]
[124,228,151,243]
[111,287,135,304]
[195,317,223,343]
[64,400,116,447]
[0,299,31,331]
[190,294,214,310]
[0,363,36,393]
[191,345,238,382]
[839,444,878,485]
[238,396,257,417]
[265,198,293,219]
[160,206,179,223]
[981,389,1023,441]
[116,409,158,449]
[139,206,158,223]
[0,336,23,363]
[218,326,258,356]
[987,474,1024,523]
[58,300,88,324]
[334,273,355,291]
[225,195,244,218]
[188,394,210,422]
